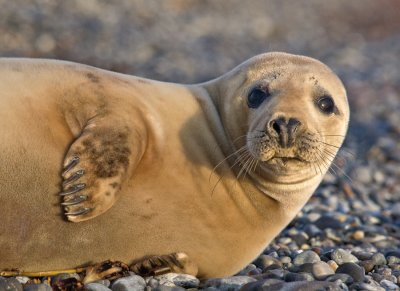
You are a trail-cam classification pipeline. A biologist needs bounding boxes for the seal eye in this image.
[317,96,335,114]
[247,87,269,109]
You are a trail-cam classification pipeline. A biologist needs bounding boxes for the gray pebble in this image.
[388,256,400,265]
[293,250,320,265]
[15,276,30,284]
[23,284,52,291]
[85,283,112,291]
[0,277,23,291]
[111,275,146,291]
[153,286,185,291]
[201,276,256,291]
[92,280,111,287]
[311,261,335,279]
[326,273,354,284]
[331,248,359,265]
[154,273,199,288]
[336,262,365,282]
[314,215,343,230]
[380,279,399,290]
[243,280,348,291]
[284,272,314,282]
[240,278,284,291]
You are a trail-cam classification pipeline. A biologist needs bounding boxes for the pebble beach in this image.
[0,1,399,290]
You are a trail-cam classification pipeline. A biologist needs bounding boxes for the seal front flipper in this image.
[61,118,146,222]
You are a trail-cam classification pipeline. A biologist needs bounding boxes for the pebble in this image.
[153,273,199,288]
[23,284,53,291]
[284,272,314,282]
[0,277,23,291]
[242,280,348,291]
[239,278,284,291]
[336,262,365,282]
[293,250,320,265]
[331,248,359,265]
[111,275,146,291]
[380,279,399,290]
[153,286,185,291]
[15,276,30,284]
[314,215,343,230]
[201,276,256,291]
[253,255,281,269]
[85,283,112,291]
[311,261,335,279]
[326,273,354,284]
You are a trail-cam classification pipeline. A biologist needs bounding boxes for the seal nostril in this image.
[272,121,281,134]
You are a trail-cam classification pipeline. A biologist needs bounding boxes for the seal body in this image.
[0,53,349,278]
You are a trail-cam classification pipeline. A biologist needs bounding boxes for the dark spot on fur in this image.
[82,129,131,178]
[145,198,153,204]
[105,191,111,196]
[109,182,119,189]
[86,72,100,83]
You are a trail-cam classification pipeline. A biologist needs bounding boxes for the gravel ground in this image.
[0,1,399,290]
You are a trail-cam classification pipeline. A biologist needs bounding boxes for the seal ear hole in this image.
[247,86,270,109]
[316,95,336,115]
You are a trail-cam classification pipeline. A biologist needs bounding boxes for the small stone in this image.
[371,253,387,266]
[327,260,339,271]
[262,269,286,279]
[244,280,347,291]
[201,276,256,291]
[85,283,112,291]
[380,279,399,290]
[336,262,365,282]
[293,250,321,265]
[236,264,257,276]
[0,277,23,291]
[279,256,292,264]
[154,273,199,288]
[303,224,322,237]
[314,215,343,230]
[284,272,314,282]
[311,261,335,279]
[359,260,375,273]
[353,251,373,261]
[111,275,146,291]
[23,284,53,291]
[92,280,111,287]
[331,248,359,265]
[326,273,354,284]
[352,230,365,240]
[387,256,400,265]
[240,279,284,291]
[291,232,309,246]
[355,166,372,183]
[153,286,185,291]
[16,276,30,284]
[253,255,282,269]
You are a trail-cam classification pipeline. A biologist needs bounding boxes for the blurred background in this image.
[0,0,399,216]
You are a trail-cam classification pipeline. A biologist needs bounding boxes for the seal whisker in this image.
[209,145,248,183]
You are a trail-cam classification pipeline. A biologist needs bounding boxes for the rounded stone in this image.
[111,275,146,291]
[15,276,30,284]
[154,273,200,288]
[331,248,359,265]
[0,277,23,291]
[336,262,365,282]
[284,272,314,282]
[352,230,365,240]
[240,279,284,291]
[326,273,354,284]
[85,283,112,291]
[201,276,256,291]
[253,255,282,269]
[314,216,343,230]
[153,286,185,291]
[293,250,321,266]
[311,261,335,279]
[380,279,399,290]
[23,284,53,291]
[327,260,339,271]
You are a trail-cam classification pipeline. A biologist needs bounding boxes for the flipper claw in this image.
[62,156,80,176]
[60,183,86,196]
[62,169,85,186]
[65,207,92,216]
[61,195,88,206]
